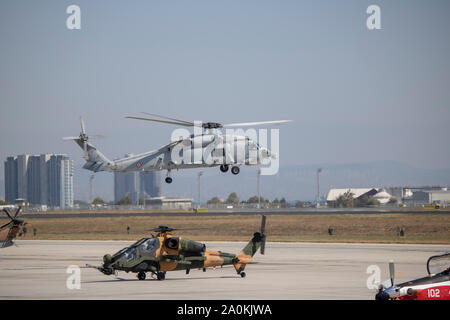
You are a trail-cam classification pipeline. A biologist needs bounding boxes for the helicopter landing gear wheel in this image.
[165,177,172,184]
[157,272,165,280]
[231,166,240,175]
[137,271,146,280]
[220,165,229,173]
[240,272,246,278]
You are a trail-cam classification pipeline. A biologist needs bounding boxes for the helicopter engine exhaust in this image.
[181,238,206,254]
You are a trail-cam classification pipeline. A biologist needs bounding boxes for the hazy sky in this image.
[1,1,449,200]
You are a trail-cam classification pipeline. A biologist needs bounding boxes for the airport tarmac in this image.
[0,240,448,300]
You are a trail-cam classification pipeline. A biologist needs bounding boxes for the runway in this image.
[0,240,448,300]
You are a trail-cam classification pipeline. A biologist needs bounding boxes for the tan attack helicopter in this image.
[86,215,267,280]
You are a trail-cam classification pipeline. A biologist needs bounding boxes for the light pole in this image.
[316,168,322,207]
[89,174,94,204]
[198,171,203,208]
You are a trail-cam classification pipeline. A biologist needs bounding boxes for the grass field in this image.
[2,213,450,244]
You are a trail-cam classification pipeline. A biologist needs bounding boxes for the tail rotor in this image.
[260,215,266,255]
[63,117,105,158]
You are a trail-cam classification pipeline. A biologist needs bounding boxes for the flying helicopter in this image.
[0,207,26,248]
[86,215,267,280]
[64,114,291,183]
[377,252,450,300]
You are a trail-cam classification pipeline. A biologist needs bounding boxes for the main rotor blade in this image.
[62,136,80,141]
[141,112,194,126]
[13,207,21,219]
[147,227,210,232]
[126,116,194,127]
[223,120,292,128]
[2,209,13,221]
[1,221,12,229]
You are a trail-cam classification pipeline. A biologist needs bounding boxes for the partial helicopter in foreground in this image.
[378,252,450,300]
[0,207,26,248]
[86,216,267,280]
[64,114,291,183]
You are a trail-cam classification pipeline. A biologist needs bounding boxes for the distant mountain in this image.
[74,161,450,203]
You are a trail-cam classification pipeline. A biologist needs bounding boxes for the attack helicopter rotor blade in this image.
[2,209,14,221]
[223,120,292,128]
[1,222,12,229]
[126,116,194,127]
[13,206,21,219]
[171,227,210,231]
[62,136,80,141]
[140,112,194,126]
[260,215,266,255]
[147,227,210,232]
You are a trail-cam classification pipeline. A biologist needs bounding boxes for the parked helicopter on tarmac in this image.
[0,207,26,248]
[86,215,267,280]
[64,114,291,183]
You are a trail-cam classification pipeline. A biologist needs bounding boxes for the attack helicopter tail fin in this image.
[239,231,265,258]
[233,215,266,274]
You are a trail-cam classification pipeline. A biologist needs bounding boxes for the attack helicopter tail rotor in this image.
[260,215,267,255]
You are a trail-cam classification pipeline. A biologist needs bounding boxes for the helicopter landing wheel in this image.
[137,271,146,280]
[220,164,229,173]
[165,177,172,184]
[157,272,165,280]
[231,166,240,175]
[240,272,246,278]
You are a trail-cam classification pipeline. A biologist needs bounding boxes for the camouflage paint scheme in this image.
[88,224,265,280]
[0,208,25,248]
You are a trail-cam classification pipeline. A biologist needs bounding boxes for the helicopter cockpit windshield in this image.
[112,238,160,263]
[138,237,159,257]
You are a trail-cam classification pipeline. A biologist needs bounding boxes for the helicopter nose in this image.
[103,254,112,265]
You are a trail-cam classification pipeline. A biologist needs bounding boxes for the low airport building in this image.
[143,197,193,210]
[327,186,450,207]
[403,187,450,207]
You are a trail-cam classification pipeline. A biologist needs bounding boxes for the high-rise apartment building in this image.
[4,154,73,208]
[114,166,161,204]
